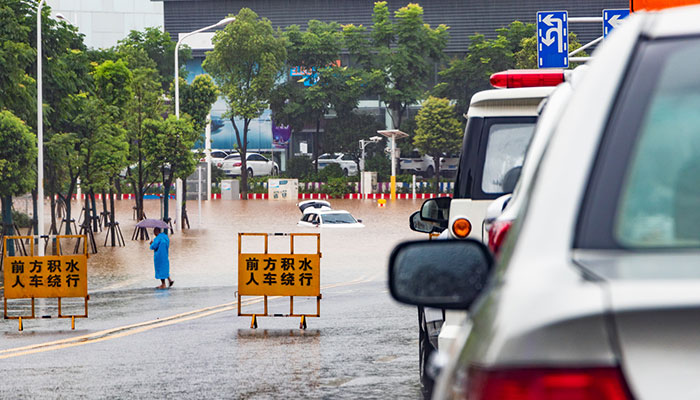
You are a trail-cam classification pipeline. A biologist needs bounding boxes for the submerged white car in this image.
[297,209,364,228]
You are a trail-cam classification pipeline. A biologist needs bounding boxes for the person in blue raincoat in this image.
[150,227,174,289]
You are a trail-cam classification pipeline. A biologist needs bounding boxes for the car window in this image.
[321,213,356,224]
[615,40,700,248]
[211,151,227,158]
[319,154,332,159]
[224,154,240,160]
[481,123,535,194]
[341,154,354,161]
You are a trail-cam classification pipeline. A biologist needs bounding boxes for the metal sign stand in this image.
[3,235,89,331]
[237,233,322,329]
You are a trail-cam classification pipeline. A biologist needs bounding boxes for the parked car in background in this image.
[199,149,229,164]
[218,152,279,177]
[315,153,358,176]
[394,7,700,399]
[400,151,459,178]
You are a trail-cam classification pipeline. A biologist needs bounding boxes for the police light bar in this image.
[490,69,565,89]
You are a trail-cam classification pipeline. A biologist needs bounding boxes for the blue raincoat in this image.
[150,232,170,279]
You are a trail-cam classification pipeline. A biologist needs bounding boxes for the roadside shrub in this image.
[322,177,351,198]
[286,156,314,179]
[316,163,344,181]
[12,210,32,228]
[364,154,391,181]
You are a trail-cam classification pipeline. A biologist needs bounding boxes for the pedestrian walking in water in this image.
[150,227,174,289]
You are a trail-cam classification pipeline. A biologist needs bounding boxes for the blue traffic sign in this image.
[537,11,568,68]
[603,9,630,38]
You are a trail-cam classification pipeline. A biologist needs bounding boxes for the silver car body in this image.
[435,8,700,400]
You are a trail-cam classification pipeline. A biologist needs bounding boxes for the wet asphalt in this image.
[0,198,427,399]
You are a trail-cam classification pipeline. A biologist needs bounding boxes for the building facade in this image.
[157,0,628,157]
[48,0,164,49]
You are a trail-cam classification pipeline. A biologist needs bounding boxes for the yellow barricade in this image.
[237,233,321,329]
[3,235,89,330]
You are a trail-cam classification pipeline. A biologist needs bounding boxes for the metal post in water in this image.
[412,174,416,199]
[198,166,202,228]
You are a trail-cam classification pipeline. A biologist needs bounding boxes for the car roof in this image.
[467,86,555,118]
[646,5,700,38]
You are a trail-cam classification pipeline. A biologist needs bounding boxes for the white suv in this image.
[316,153,358,176]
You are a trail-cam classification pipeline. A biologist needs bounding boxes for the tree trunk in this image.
[50,193,57,234]
[163,169,172,222]
[109,178,116,247]
[1,196,15,256]
[90,190,98,232]
[433,155,440,195]
[314,118,320,173]
[32,189,38,235]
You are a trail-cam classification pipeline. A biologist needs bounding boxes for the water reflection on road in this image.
[87,198,426,291]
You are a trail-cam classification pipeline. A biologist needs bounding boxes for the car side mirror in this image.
[357,219,363,223]
[409,211,445,234]
[420,197,451,224]
[389,239,493,309]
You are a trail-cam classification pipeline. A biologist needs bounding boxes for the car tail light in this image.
[465,366,632,400]
[452,218,472,238]
[488,220,513,256]
[234,162,241,167]
[217,162,222,168]
[490,69,565,89]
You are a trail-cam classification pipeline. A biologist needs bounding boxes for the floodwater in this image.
[78,198,427,291]
[1,197,430,399]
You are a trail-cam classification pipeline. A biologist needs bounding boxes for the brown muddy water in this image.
[37,198,428,291]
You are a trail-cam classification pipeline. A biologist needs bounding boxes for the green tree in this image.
[117,27,192,91]
[515,32,587,69]
[203,8,286,198]
[322,112,384,162]
[0,0,35,124]
[413,97,462,193]
[433,21,534,118]
[125,66,163,223]
[272,20,366,171]
[0,110,37,255]
[344,2,449,129]
[173,74,219,133]
[143,115,199,221]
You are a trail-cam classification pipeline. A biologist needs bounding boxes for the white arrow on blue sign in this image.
[537,11,568,68]
[603,9,630,38]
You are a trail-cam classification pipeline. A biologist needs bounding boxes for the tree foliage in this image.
[173,74,219,132]
[143,115,198,219]
[343,2,449,129]
[413,97,462,192]
[0,110,37,198]
[117,27,192,91]
[203,8,286,198]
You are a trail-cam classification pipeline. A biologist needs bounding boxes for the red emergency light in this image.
[490,69,565,89]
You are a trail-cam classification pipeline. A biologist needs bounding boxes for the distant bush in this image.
[316,163,344,181]
[364,154,391,181]
[322,177,351,198]
[12,210,32,228]
[286,156,314,179]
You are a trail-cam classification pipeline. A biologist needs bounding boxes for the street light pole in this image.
[174,17,235,119]
[37,0,46,256]
[173,17,234,231]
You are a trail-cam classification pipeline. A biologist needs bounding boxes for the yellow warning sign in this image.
[4,255,87,299]
[238,253,320,296]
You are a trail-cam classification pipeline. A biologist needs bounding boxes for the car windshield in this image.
[615,39,700,248]
[321,213,357,224]
[481,123,536,194]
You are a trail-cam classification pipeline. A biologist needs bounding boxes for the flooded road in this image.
[0,198,429,399]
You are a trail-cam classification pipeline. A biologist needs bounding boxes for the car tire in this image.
[272,166,279,176]
[425,166,435,178]
[247,168,254,177]
[343,168,349,176]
